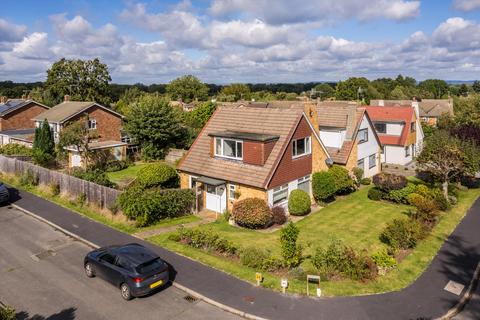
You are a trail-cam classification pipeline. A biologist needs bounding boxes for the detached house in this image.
[314,102,382,177]
[177,103,331,213]
[32,96,126,168]
[0,97,49,146]
[366,106,420,165]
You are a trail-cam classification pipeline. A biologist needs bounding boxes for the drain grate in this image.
[183,295,198,303]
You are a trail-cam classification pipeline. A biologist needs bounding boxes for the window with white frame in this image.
[297,175,311,194]
[88,119,97,130]
[405,145,411,157]
[292,136,311,158]
[369,154,376,168]
[273,184,288,205]
[357,158,365,170]
[358,128,368,143]
[374,123,386,134]
[229,184,236,200]
[214,137,243,160]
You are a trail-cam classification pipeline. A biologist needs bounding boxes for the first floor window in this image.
[292,136,311,158]
[273,184,288,205]
[369,154,376,168]
[405,145,411,157]
[215,137,243,160]
[357,158,365,170]
[297,175,311,194]
[229,184,236,200]
[358,128,368,143]
[374,123,386,134]
[88,119,97,130]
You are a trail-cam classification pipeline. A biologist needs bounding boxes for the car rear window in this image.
[135,258,165,274]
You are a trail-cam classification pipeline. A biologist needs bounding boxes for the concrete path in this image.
[0,205,241,320]
[7,186,480,320]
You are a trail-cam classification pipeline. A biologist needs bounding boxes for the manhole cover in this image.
[444,280,465,296]
[183,295,198,303]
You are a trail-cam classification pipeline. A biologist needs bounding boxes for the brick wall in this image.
[268,117,313,189]
[226,183,267,211]
[69,105,122,141]
[0,102,48,131]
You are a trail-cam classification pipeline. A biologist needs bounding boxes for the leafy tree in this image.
[44,58,111,105]
[280,222,302,268]
[313,83,335,100]
[166,75,209,103]
[335,77,380,103]
[473,81,480,93]
[32,119,55,166]
[219,83,251,101]
[58,117,99,167]
[418,79,449,99]
[114,87,145,115]
[458,84,469,97]
[417,130,480,197]
[181,101,216,148]
[124,94,187,160]
[394,74,417,89]
[390,85,409,99]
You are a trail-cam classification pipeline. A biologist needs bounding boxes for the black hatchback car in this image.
[84,243,170,300]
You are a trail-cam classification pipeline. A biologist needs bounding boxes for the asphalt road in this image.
[0,205,241,320]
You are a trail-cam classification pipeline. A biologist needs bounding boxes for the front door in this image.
[205,184,226,213]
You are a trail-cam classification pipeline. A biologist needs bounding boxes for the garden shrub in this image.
[108,202,119,215]
[174,227,238,256]
[19,169,39,187]
[0,143,32,156]
[360,178,371,185]
[77,192,87,207]
[280,222,303,268]
[272,206,287,225]
[288,189,311,216]
[0,303,16,320]
[414,184,430,198]
[461,176,480,189]
[372,173,407,192]
[312,171,336,202]
[406,193,423,206]
[232,198,272,229]
[380,218,427,250]
[223,209,231,222]
[329,165,355,194]
[371,250,397,269]
[448,183,459,198]
[353,167,364,184]
[409,195,439,224]
[387,183,416,204]
[71,168,116,188]
[240,247,283,271]
[119,187,195,227]
[448,195,458,205]
[105,159,130,172]
[50,182,60,196]
[430,188,450,211]
[136,163,179,189]
[367,188,384,201]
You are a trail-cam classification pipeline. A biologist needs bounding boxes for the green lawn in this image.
[106,163,150,186]
[148,186,480,296]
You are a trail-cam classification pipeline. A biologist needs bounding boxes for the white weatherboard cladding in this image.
[384,145,413,165]
[357,116,380,177]
[386,123,404,135]
[319,129,346,149]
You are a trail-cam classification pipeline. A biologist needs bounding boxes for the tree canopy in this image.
[166,75,209,103]
[218,83,251,101]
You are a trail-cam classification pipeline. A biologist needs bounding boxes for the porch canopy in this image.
[196,176,225,186]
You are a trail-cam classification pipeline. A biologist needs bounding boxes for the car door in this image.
[96,252,118,284]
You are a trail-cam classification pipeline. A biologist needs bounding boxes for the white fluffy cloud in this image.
[453,0,480,11]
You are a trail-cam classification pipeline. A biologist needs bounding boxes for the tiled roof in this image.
[370,99,454,117]
[366,106,414,147]
[177,106,305,189]
[32,101,123,123]
[0,99,48,117]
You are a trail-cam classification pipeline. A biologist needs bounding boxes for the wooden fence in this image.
[0,155,121,208]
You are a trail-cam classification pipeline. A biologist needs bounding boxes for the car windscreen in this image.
[135,258,165,274]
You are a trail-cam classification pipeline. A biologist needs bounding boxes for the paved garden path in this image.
[8,186,480,320]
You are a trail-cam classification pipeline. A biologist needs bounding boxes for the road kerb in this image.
[12,203,268,320]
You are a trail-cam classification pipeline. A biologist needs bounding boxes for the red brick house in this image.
[0,97,49,146]
[32,96,127,168]
[177,103,331,213]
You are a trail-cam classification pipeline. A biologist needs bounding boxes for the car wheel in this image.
[84,263,95,278]
[120,283,133,301]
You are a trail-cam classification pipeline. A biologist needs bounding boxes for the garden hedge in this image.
[312,171,336,202]
[136,163,179,189]
[329,165,355,194]
[232,198,272,229]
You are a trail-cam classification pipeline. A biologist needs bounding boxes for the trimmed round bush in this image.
[329,165,355,194]
[360,178,371,185]
[233,198,272,229]
[312,171,336,203]
[272,206,287,225]
[368,188,384,201]
[288,189,311,216]
[372,172,407,192]
[136,163,179,189]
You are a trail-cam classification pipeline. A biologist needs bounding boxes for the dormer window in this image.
[292,136,311,158]
[215,137,243,160]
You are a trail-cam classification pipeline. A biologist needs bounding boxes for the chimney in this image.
[21,94,26,99]
[64,95,70,102]
[378,99,384,106]
[304,101,319,134]
[0,96,7,104]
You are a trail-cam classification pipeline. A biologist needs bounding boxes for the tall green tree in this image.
[32,119,55,166]
[335,77,379,103]
[58,117,99,168]
[166,75,209,103]
[219,83,251,101]
[114,87,145,115]
[44,58,112,105]
[458,84,469,97]
[472,81,480,93]
[313,83,335,100]
[124,94,187,160]
[418,79,449,99]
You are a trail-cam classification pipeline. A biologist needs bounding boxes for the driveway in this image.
[0,205,241,320]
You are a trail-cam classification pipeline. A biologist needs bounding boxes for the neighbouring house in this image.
[314,101,382,178]
[170,100,196,112]
[370,98,454,126]
[177,103,331,214]
[366,105,420,165]
[0,97,49,146]
[32,95,127,168]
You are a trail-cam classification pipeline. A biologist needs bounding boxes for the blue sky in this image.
[1,0,480,83]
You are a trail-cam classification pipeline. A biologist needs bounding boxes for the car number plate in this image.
[150,280,163,289]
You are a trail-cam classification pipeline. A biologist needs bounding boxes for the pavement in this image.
[453,279,480,320]
[0,205,241,320]
[5,186,480,320]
